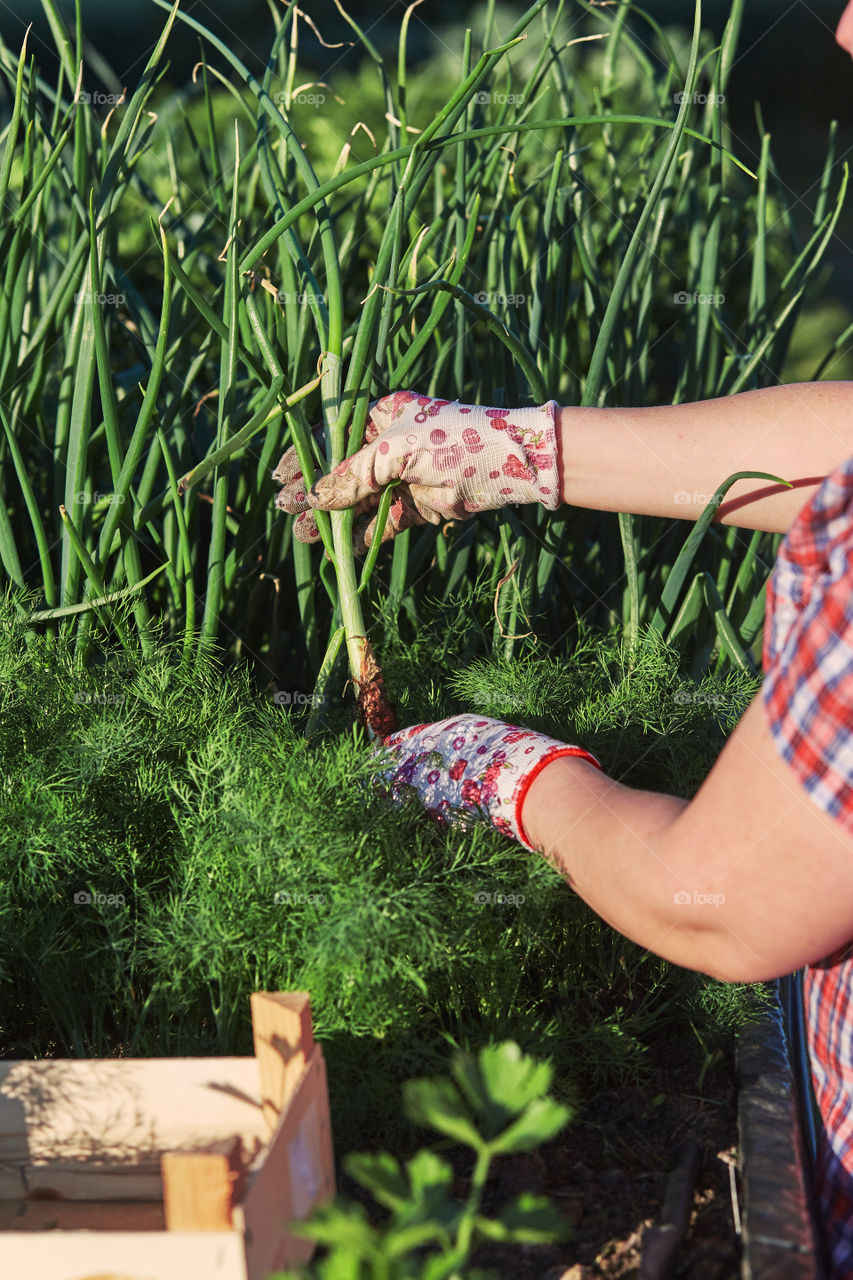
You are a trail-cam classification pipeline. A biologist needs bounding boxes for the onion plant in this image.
[0,0,844,731]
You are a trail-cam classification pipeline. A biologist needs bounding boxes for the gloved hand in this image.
[272,390,562,554]
[272,418,333,548]
[372,713,602,852]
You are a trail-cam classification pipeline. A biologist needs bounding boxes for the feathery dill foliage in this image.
[0,590,763,1149]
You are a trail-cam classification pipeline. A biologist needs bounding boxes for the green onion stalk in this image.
[322,354,398,742]
[297,3,556,739]
[156,0,400,740]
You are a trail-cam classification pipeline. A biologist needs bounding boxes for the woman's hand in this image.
[372,712,601,851]
[272,390,561,555]
[272,417,330,543]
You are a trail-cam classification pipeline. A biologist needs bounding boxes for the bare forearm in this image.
[558,381,853,534]
[520,756,727,976]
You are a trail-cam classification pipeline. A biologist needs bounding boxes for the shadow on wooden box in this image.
[0,992,335,1279]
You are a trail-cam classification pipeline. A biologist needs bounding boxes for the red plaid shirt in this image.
[762,453,853,1275]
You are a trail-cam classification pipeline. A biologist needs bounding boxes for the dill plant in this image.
[0,587,764,1149]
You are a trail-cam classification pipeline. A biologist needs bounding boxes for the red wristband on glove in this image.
[373,714,602,851]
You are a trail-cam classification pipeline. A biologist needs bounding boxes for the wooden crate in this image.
[0,992,335,1279]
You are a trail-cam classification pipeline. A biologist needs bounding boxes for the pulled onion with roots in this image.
[356,638,397,740]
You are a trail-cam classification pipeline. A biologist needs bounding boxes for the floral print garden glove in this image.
[272,390,561,555]
[372,714,602,852]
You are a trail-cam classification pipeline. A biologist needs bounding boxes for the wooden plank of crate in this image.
[162,1136,244,1232]
[250,991,313,1131]
[0,1057,267,1183]
[0,1230,248,1279]
[234,1042,335,1280]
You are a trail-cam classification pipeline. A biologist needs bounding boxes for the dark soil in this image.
[333,1022,742,1277]
[466,1044,740,1279]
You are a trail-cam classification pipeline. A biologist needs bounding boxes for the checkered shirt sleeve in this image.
[762,453,853,1277]
[762,454,853,832]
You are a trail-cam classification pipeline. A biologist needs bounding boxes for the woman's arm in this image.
[558,381,853,533]
[521,693,853,983]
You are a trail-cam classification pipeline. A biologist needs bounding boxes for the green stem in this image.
[59,504,134,654]
[305,622,345,740]
[455,1145,492,1257]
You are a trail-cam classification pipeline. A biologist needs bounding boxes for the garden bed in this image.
[0,599,770,1276]
[470,1043,741,1278]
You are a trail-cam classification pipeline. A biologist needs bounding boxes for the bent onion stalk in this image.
[239,0,557,742]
